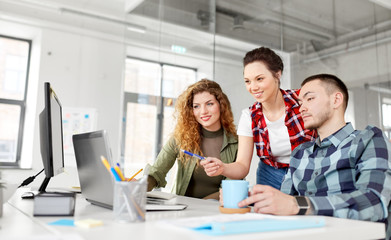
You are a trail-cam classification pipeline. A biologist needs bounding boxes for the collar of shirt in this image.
[253,89,301,114]
[314,122,354,149]
[282,89,301,111]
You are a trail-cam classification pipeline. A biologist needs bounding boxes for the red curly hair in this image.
[173,79,237,165]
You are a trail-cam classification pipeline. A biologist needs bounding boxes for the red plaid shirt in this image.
[250,89,316,168]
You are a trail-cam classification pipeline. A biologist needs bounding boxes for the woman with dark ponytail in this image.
[202,47,316,190]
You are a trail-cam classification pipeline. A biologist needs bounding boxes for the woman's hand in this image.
[200,157,224,176]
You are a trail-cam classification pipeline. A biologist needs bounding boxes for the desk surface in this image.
[0,188,385,240]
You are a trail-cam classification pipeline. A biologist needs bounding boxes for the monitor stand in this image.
[38,177,51,192]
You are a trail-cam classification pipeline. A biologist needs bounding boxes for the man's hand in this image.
[238,185,299,215]
[219,188,223,206]
[200,157,224,176]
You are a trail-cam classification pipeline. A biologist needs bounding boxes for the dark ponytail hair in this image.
[243,47,284,79]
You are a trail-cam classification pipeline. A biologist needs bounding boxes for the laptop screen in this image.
[73,130,187,211]
[73,130,114,209]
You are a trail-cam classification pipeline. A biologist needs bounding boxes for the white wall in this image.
[36,29,126,188]
[1,19,126,190]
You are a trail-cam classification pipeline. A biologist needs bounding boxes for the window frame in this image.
[121,56,197,161]
[381,97,391,140]
[0,35,32,168]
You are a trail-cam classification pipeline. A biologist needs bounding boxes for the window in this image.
[121,58,196,170]
[0,35,31,167]
[382,97,391,140]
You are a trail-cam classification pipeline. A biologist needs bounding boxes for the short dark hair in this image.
[243,47,284,79]
[302,74,349,110]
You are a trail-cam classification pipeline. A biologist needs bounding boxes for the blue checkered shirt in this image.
[281,123,391,222]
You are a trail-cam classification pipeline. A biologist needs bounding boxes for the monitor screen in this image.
[49,87,63,176]
[38,82,64,192]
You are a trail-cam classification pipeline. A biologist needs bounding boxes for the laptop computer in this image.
[73,130,114,209]
[73,130,187,211]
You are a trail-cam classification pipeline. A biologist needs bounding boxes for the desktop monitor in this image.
[38,82,64,192]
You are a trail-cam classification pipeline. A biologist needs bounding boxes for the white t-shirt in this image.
[237,108,291,164]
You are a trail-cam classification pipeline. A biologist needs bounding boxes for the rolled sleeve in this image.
[147,137,179,188]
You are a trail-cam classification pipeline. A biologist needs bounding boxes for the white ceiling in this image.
[1,0,391,67]
[128,0,391,53]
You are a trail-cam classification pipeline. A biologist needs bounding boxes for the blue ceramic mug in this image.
[222,180,249,208]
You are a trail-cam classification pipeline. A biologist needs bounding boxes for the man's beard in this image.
[304,108,331,130]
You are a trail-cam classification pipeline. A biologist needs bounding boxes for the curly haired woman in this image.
[146,79,238,200]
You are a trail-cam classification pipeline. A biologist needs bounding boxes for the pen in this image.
[129,195,145,220]
[100,156,111,173]
[181,149,205,160]
[127,168,143,182]
[110,167,122,181]
[114,163,126,181]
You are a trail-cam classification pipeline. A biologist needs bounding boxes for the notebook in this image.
[73,130,187,211]
[163,213,325,236]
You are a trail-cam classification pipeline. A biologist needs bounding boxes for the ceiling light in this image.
[197,10,210,27]
[232,15,244,31]
[127,25,146,33]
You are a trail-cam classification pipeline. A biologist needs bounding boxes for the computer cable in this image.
[17,169,44,188]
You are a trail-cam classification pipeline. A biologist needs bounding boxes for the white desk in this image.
[0,188,385,240]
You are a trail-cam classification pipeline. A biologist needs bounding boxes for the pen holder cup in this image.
[113,181,147,223]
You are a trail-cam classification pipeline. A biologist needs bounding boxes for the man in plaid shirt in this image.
[238,74,391,238]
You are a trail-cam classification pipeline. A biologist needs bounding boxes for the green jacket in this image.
[147,130,238,196]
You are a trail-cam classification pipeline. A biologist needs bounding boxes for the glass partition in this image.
[123,0,215,171]
[2,0,390,171]
[122,0,391,175]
